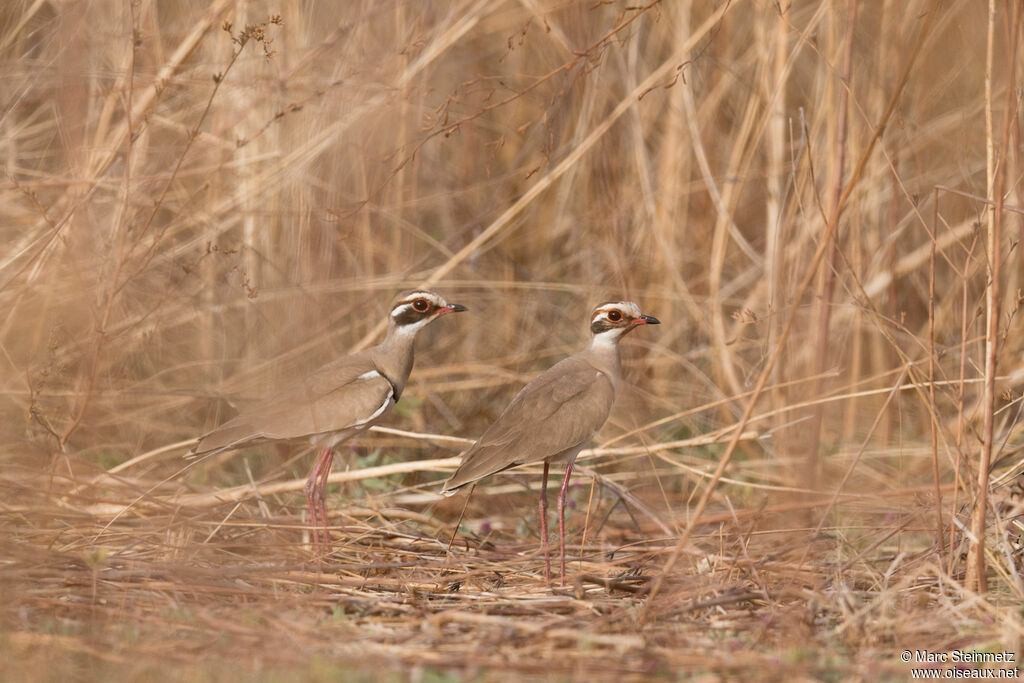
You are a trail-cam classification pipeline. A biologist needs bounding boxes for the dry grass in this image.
[2,0,1024,679]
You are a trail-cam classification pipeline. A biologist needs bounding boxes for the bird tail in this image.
[439,453,520,495]
[438,479,465,497]
[439,450,479,496]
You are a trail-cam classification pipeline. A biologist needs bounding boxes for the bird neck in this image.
[585,331,623,385]
[374,322,419,394]
[588,328,624,354]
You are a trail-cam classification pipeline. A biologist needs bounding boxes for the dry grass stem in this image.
[3,1,1022,679]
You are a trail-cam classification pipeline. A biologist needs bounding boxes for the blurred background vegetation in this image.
[2,0,1022,679]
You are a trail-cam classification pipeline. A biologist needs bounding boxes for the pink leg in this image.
[315,448,334,549]
[556,464,573,585]
[304,456,322,551]
[304,448,334,553]
[539,462,551,585]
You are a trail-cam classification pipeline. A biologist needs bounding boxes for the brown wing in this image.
[442,355,615,491]
[189,350,395,456]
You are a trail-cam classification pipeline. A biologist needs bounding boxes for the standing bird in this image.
[441,301,659,584]
[188,290,467,551]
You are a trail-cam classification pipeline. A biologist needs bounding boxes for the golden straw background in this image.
[2,1,1023,679]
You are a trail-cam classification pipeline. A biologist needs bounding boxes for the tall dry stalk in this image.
[928,190,944,555]
[965,0,1018,595]
[805,0,856,492]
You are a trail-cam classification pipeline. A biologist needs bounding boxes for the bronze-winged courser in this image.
[441,301,659,584]
[189,290,467,551]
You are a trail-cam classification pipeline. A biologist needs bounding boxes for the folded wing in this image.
[189,351,395,456]
[442,356,615,491]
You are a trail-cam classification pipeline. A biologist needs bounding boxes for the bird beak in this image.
[440,303,468,313]
[631,314,660,325]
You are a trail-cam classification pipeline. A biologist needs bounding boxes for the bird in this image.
[188,289,467,552]
[440,301,659,584]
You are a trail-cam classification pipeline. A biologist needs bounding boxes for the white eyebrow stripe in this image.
[391,302,424,317]
[593,304,638,321]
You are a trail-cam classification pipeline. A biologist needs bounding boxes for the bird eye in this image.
[412,299,429,312]
[607,310,622,322]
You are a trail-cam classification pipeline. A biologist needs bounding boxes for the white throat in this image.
[589,328,624,352]
[392,316,433,338]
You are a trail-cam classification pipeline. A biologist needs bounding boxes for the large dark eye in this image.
[413,299,429,312]
[607,310,622,322]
